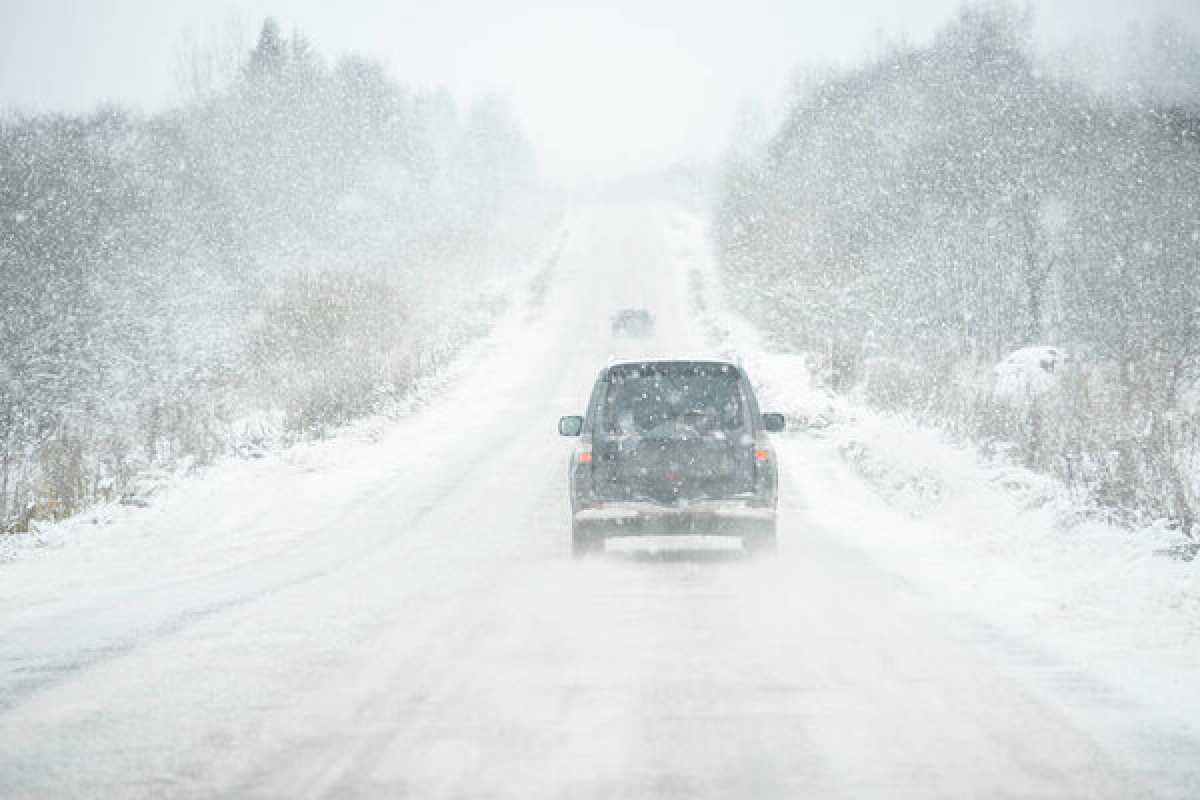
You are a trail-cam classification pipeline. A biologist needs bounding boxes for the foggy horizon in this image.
[3,0,1199,181]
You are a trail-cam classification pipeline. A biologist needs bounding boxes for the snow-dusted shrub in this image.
[246,270,411,435]
[993,347,1070,406]
[859,356,944,413]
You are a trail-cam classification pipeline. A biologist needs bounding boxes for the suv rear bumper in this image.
[573,501,775,535]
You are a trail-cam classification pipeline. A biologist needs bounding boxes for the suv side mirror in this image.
[558,415,584,436]
[761,412,786,433]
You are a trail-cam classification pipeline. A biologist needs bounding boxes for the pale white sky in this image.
[1,1,1197,181]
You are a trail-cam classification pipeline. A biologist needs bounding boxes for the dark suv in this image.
[558,360,785,556]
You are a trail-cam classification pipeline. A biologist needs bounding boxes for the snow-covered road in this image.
[1,200,1197,798]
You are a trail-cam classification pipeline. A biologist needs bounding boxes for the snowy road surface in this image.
[1,200,1197,798]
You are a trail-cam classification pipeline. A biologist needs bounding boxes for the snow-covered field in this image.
[2,199,1198,798]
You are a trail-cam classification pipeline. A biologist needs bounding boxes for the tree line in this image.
[1,18,546,531]
[714,4,1200,536]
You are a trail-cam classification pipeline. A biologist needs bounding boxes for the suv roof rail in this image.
[717,348,743,367]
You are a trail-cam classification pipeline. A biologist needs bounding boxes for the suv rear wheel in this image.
[571,521,605,558]
[741,522,777,556]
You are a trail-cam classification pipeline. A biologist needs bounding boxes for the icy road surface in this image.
[2,201,1197,798]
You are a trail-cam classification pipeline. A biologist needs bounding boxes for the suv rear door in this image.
[590,362,758,504]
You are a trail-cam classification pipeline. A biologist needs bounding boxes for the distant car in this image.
[610,308,655,338]
[558,359,785,556]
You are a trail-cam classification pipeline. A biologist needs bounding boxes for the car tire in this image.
[571,521,605,558]
[742,522,777,556]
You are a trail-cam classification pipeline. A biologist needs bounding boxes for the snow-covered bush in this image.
[245,270,412,435]
[993,347,1069,406]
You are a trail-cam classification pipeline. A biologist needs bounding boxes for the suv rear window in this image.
[601,363,746,435]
